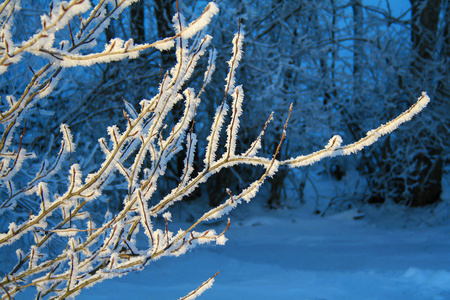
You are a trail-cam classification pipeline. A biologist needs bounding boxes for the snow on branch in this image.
[282,92,430,168]
[224,22,244,96]
[225,85,244,159]
[180,2,219,40]
[179,271,219,300]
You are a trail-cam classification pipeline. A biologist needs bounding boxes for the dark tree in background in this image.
[154,0,176,68]
[130,0,146,44]
[402,0,444,206]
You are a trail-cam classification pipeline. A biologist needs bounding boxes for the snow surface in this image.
[74,203,450,300]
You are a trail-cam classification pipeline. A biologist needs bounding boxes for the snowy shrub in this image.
[0,0,430,298]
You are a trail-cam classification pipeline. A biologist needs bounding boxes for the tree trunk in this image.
[130,0,145,44]
[407,0,443,206]
[437,1,450,101]
[352,0,363,93]
[153,0,176,68]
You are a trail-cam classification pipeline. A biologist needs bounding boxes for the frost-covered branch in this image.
[281,92,430,167]
[0,1,429,299]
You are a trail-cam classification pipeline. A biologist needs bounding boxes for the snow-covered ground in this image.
[11,167,450,300]
[74,201,450,300]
